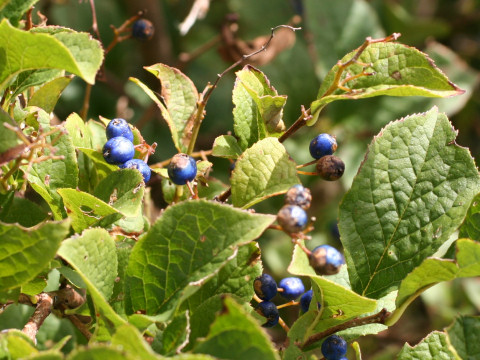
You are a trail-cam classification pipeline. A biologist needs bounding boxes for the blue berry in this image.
[132,19,155,40]
[167,153,197,185]
[278,277,305,300]
[300,289,313,312]
[106,118,134,142]
[309,133,337,160]
[256,301,279,328]
[277,205,308,233]
[103,137,135,165]
[120,159,151,182]
[254,274,277,301]
[285,184,312,210]
[309,245,345,276]
[321,335,347,360]
[316,155,345,181]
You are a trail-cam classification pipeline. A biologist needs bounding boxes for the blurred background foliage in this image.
[13,0,480,357]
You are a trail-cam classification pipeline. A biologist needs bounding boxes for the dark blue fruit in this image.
[278,277,305,300]
[256,301,279,327]
[120,159,151,182]
[132,19,155,40]
[254,274,277,301]
[309,245,345,276]
[106,118,134,142]
[316,155,345,181]
[277,204,308,233]
[167,153,197,185]
[309,133,337,160]
[103,137,135,165]
[285,184,312,210]
[321,335,347,360]
[300,289,313,312]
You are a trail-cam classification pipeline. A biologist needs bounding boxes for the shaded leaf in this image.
[0,109,21,155]
[0,0,38,25]
[0,330,37,359]
[6,69,63,103]
[111,324,162,360]
[459,193,480,241]
[28,76,72,113]
[446,315,480,360]
[212,135,243,159]
[397,331,458,360]
[339,107,480,299]
[0,193,47,227]
[0,220,69,291]
[231,137,300,208]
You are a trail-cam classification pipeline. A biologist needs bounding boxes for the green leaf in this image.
[310,41,464,124]
[0,330,37,359]
[390,239,480,326]
[339,107,480,299]
[129,77,184,152]
[125,199,275,317]
[193,296,280,360]
[58,229,125,341]
[446,315,480,360]
[0,194,47,227]
[57,188,123,233]
[28,76,73,113]
[65,113,93,148]
[0,220,69,291]
[0,108,21,154]
[111,324,162,360]
[0,20,103,90]
[158,312,189,356]
[397,331,459,360]
[145,64,198,152]
[67,345,137,360]
[231,137,300,208]
[5,69,63,103]
[0,0,38,25]
[459,193,480,240]
[212,135,243,159]
[78,147,117,181]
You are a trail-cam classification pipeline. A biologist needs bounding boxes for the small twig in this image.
[299,308,390,349]
[296,159,317,169]
[277,301,299,310]
[65,314,92,340]
[215,187,231,202]
[80,83,92,121]
[278,317,290,332]
[177,35,222,68]
[22,293,54,343]
[278,106,311,143]
[25,7,33,30]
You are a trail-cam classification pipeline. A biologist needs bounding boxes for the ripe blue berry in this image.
[309,245,345,276]
[167,153,197,185]
[316,155,345,181]
[103,137,135,165]
[321,335,347,360]
[256,301,279,327]
[278,277,305,300]
[132,19,155,40]
[106,118,134,142]
[309,133,337,159]
[277,205,308,233]
[120,159,151,182]
[300,289,313,312]
[254,274,277,301]
[285,184,312,210]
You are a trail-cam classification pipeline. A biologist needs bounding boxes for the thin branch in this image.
[22,293,54,343]
[88,0,102,41]
[299,308,390,349]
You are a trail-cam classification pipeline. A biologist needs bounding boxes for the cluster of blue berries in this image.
[309,133,345,181]
[254,274,316,327]
[321,335,348,360]
[277,184,311,234]
[102,118,151,182]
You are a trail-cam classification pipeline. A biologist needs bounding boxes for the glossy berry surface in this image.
[277,205,308,233]
[309,133,337,159]
[309,245,345,276]
[106,118,134,142]
[316,155,345,181]
[321,335,347,360]
[103,136,135,165]
[285,184,312,210]
[167,153,197,185]
[120,159,151,182]
[132,19,155,40]
[278,277,305,300]
[300,289,313,312]
[254,274,277,301]
[256,301,279,328]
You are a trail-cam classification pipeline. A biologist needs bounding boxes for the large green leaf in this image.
[145,64,198,152]
[0,330,37,359]
[58,229,125,341]
[446,315,480,360]
[0,0,38,25]
[193,296,280,360]
[339,107,480,299]
[459,193,480,240]
[0,19,103,90]
[397,331,458,360]
[310,41,464,124]
[231,137,300,208]
[0,220,69,290]
[212,135,243,159]
[125,200,275,317]
[28,76,72,113]
[389,239,480,326]
[0,194,47,227]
